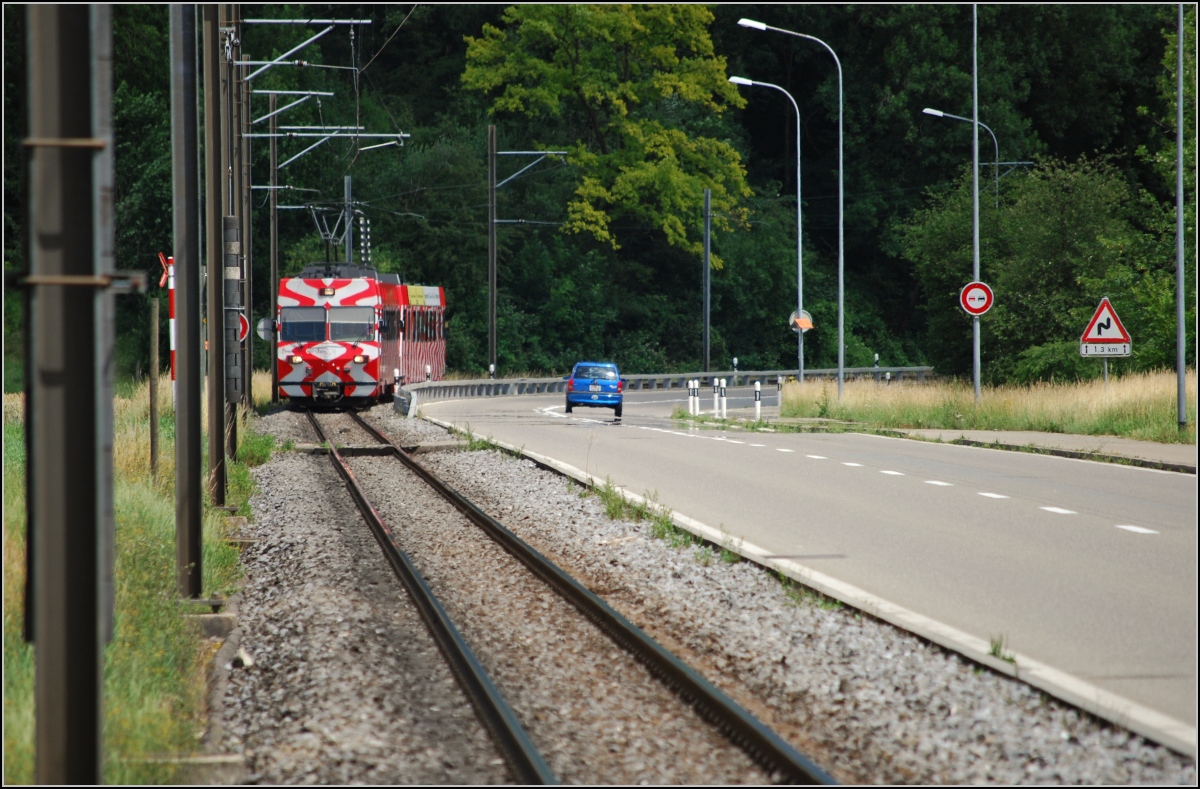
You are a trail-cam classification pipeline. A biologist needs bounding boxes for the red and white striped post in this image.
[158,252,176,404]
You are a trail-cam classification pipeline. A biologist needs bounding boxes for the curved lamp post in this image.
[729,75,805,383]
[739,17,844,400]
[923,107,999,206]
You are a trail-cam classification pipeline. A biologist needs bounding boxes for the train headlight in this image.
[289,354,303,364]
[352,354,366,364]
[321,287,335,296]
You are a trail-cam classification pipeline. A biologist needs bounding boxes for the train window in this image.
[384,308,399,341]
[329,306,375,341]
[279,306,326,342]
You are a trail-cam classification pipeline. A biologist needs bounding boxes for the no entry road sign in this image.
[1079,297,1131,357]
[960,281,994,316]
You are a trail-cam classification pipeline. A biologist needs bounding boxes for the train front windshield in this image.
[328,307,375,341]
[280,306,326,342]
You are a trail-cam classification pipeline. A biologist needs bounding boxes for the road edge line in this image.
[424,415,1197,760]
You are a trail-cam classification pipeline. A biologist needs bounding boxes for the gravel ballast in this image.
[218,444,510,784]
[338,414,769,784]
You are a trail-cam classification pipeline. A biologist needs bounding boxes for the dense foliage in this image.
[3,4,1194,385]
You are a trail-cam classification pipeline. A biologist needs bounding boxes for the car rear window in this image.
[575,366,617,380]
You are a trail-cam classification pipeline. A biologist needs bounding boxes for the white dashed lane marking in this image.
[619,428,1140,528]
[621,427,1157,531]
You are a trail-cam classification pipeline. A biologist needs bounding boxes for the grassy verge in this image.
[778,369,1196,443]
[3,373,274,783]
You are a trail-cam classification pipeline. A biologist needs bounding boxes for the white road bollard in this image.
[720,378,728,419]
[425,364,431,382]
[712,378,719,415]
[886,371,892,385]
[754,380,761,421]
[687,379,693,415]
[691,379,699,416]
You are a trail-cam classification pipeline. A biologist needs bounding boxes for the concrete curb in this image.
[425,415,1197,760]
[198,592,248,784]
[944,437,1197,474]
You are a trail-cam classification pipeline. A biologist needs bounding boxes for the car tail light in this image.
[617,379,623,393]
[567,378,574,392]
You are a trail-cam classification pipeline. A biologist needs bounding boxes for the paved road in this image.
[421,388,1198,734]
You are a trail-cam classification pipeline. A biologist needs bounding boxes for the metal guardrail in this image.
[394,367,934,416]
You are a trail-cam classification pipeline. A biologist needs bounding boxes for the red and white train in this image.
[276,263,446,405]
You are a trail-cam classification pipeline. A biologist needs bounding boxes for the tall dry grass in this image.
[780,369,1197,444]
[4,375,248,783]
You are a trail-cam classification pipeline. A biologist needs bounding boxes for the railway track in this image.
[303,407,834,784]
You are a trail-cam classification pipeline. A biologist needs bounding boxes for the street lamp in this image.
[739,17,844,400]
[729,75,805,383]
[923,107,999,205]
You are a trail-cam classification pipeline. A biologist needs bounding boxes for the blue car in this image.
[565,361,623,418]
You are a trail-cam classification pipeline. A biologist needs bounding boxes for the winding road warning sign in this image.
[1079,297,1131,357]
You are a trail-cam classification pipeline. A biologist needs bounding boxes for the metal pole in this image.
[344,175,353,264]
[270,93,279,402]
[205,4,227,505]
[241,51,252,408]
[732,76,804,383]
[703,188,711,373]
[488,124,497,376]
[150,297,159,476]
[972,4,982,406]
[795,93,804,385]
[171,3,203,598]
[94,4,117,653]
[1178,3,1188,430]
[28,5,107,781]
[224,215,241,464]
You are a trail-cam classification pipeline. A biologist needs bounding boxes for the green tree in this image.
[462,4,751,266]
[899,157,1190,384]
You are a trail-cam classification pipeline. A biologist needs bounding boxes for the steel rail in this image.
[303,410,556,785]
[346,411,836,784]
